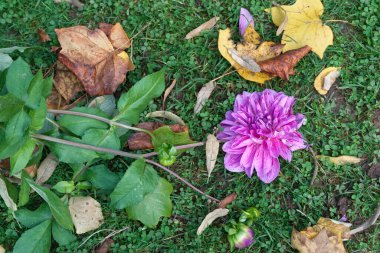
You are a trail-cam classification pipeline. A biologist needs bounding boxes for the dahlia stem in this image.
[48,109,154,138]
[31,134,218,203]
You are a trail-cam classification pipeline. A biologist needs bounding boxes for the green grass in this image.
[1,0,379,252]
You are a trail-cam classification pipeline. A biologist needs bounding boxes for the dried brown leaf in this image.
[206,134,219,180]
[197,208,229,235]
[194,81,216,114]
[185,17,219,39]
[38,28,51,43]
[368,163,380,178]
[55,24,134,96]
[258,45,312,80]
[54,60,84,100]
[163,79,176,109]
[99,23,131,49]
[69,196,104,234]
[24,164,37,178]
[146,111,185,125]
[36,153,59,185]
[54,0,84,9]
[0,177,17,211]
[218,193,237,208]
[127,123,188,150]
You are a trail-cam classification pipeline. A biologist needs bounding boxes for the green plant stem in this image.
[31,134,219,203]
[48,109,154,138]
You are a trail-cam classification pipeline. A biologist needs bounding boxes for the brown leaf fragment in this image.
[96,238,113,253]
[36,153,59,185]
[163,79,176,109]
[218,193,237,208]
[46,86,68,109]
[258,45,312,80]
[292,229,347,253]
[54,60,84,100]
[368,163,380,178]
[55,25,134,96]
[185,17,219,39]
[206,134,219,180]
[197,208,229,235]
[127,123,188,150]
[38,29,51,43]
[99,23,131,50]
[24,165,37,178]
[0,159,10,169]
[69,196,104,234]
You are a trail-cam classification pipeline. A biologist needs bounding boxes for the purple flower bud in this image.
[234,224,255,249]
[239,8,254,37]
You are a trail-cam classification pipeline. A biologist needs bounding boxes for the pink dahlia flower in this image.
[217,89,306,183]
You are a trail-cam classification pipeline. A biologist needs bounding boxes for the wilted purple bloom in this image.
[217,89,306,183]
[239,8,254,37]
[340,214,347,222]
[234,224,255,249]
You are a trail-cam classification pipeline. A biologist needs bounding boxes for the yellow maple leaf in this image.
[218,27,282,84]
[266,0,333,59]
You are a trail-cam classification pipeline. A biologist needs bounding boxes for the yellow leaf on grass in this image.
[314,67,340,95]
[218,28,273,84]
[318,155,362,165]
[266,0,333,59]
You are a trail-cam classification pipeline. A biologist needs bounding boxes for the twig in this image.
[145,159,220,203]
[308,146,323,185]
[31,134,219,202]
[209,69,236,83]
[78,228,114,248]
[98,226,130,246]
[347,205,380,236]
[130,23,151,41]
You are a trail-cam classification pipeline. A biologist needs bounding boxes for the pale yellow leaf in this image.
[266,0,334,59]
[314,67,340,95]
[146,111,185,125]
[318,155,362,165]
[197,208,229,235]
[206,134,219,180]
[276,12,288,36]
[218,28,273,84]
[36,153,59,185]
[69,196,104,234]
[185,17,219,39]
[194,80,216,114]
[323,70,340,91]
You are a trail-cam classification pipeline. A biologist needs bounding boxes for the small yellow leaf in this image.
[314,67,340,95]
[318,155,362,165]
[218,28,273,84]
[267,0,334,59]
[242,24,261,45]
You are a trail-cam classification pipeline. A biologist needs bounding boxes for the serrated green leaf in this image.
[18,171,31,207]
[26,179,73,231]
[15,203,52,228]
[58,107,109,136]
[115,69,165,124]
[48,135,98,164]
[52,220,76,246]
[82,128,120,159]
[126,177,173,227]
[52,181,75,194]
[25,70,44,108]
[29,98,47,131]
[110,159,159,209]
[5,57,33,101]
[5,109,30,142]
[13,219,52,253]
[81,164,120,191]
[10,138,36,174]
[152,125,194,151]
[0,127,26,160]
[0,93,24,123]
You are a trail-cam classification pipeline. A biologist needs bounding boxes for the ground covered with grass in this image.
[1,0,379,252]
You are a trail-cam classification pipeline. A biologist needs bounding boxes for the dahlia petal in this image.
[267,138,280,158]
[240,145,255,169]
[223,141,245,154]
[257,156,280,183]
[278,140,292,161]
[225,154,245,172]
[239,8,254,37]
